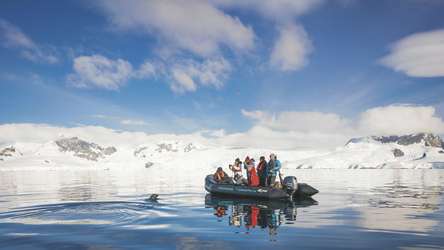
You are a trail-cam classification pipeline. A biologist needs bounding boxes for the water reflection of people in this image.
[245,206,259,230]
[229,205,243,227]
[218,204,281,232]
[206,194,318,238]
[214,205,228,217]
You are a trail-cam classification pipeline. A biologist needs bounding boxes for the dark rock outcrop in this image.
[56,137,116,161]
[134,142,199,158]
[0,146,22,161]
[394,149,404,158]
[155,143,178,153]
[373,133,444,149]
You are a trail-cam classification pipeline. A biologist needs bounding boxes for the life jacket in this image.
[216,171,222,181]
[257,161,266,171]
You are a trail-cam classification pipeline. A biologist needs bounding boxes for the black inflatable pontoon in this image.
[205,174,318,200]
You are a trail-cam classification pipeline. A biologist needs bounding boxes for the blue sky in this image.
[1,0,444,149]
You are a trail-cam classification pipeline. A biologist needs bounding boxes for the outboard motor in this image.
[283,176,298,201]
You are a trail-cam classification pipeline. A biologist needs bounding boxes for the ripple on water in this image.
[0,201,160,225]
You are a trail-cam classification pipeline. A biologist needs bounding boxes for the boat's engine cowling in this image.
[283,176,298,201]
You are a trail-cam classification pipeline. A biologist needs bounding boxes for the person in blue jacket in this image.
[266,153,281,187]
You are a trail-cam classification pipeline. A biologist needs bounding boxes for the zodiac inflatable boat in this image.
[205,174,318,200]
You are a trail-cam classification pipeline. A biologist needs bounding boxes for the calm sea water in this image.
[0,168,443,249]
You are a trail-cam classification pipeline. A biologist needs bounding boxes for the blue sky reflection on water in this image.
[0,169,443,249]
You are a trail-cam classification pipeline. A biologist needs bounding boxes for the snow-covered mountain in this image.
[1,133,444,171]
[287,133,444,169]
[134,141,204,158]
[56,136,117,161]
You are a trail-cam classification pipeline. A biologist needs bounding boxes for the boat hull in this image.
[205,175,318,200]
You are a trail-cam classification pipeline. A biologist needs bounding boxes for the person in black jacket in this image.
[256,156,267,186]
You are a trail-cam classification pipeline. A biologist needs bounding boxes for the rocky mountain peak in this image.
[373,133,444,149]
[55,136,117,161]
[134,141,201,158]
[0,146,21,161]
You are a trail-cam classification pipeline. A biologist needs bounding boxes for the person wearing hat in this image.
[267,153,281,187]
[214,167,233,185]
[243,156,255,179]
[229,158,242,176]
[256,156,268,186]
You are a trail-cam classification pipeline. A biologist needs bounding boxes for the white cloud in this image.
[121,119,149,126]
[354,104,444,136]
[169,57,232,93]
[66,55,134,90]
[379,29,444,77]
[241,109,346,134]
[1,104,443,151]
[0,18,59,64]
[66,54,231,92]
[135,61,158,79]
[91,115,149,126]
[171,68,197,93]
[210,0,323,23]
[239,104,444,150]
[0,123,145,148]
[269,24,313,71]
[91,115,119,119]
[210,0,319,72]
[199,57,232,88]
[95,0,255,57]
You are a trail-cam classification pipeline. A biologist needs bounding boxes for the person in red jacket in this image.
[247,165,259,186]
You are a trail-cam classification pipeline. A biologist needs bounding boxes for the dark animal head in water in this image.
[147,194,159,202]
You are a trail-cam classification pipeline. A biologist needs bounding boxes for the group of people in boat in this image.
[213,153,282,187]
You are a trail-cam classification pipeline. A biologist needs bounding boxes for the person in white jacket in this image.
[229,158,242,176]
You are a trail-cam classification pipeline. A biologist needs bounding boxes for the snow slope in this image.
[287,136,444,169]
[0,137,326,171]
[1,134,444,171]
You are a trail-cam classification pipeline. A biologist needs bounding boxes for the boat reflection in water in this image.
[205,194,318,237]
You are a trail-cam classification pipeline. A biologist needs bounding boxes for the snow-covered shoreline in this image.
[1,133,444,171]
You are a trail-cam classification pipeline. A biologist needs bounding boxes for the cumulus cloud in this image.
[2,104,444,151]
[170,57,232,93]
[171,68,197,93]
[269,24,313,71]
[0,123,211,150]
[0,123,147,148]
[210,0,319,72]
[354,105,444,136]
[66,54,231,92]
[94,0,255,57]
[66,55,133,90]
[0,18,58,64]
[241,109,347,134]
[379,29,444,77]
[239,104,444,150]
[135,61,158,79]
